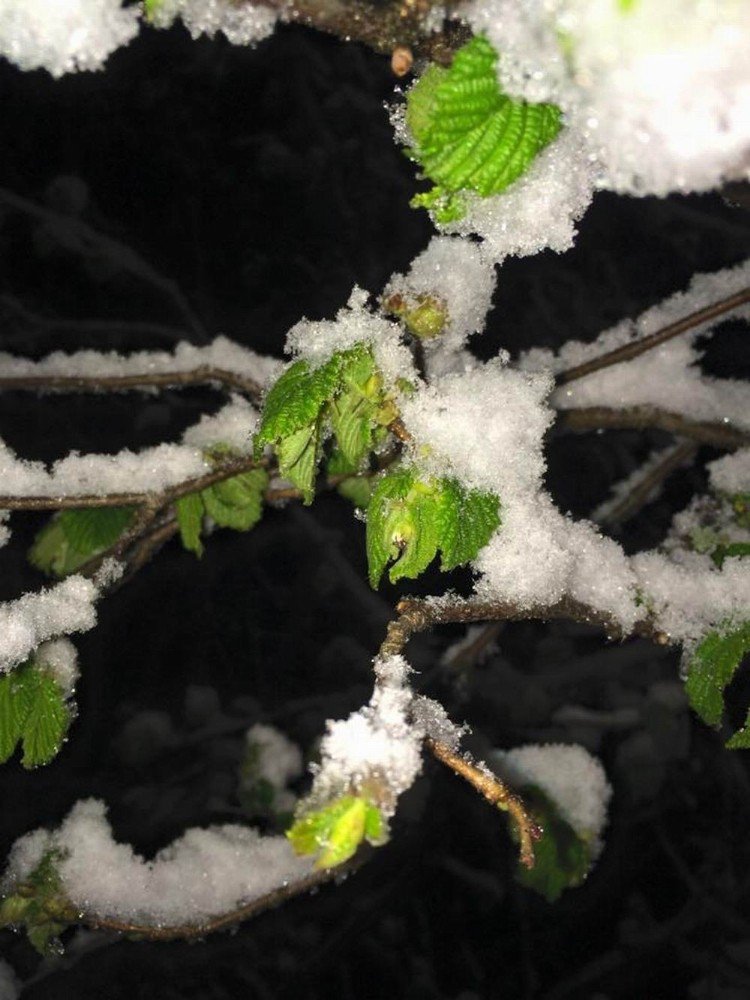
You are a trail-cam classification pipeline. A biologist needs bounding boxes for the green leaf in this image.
[329,390,374,470]
[731,493,750,530]
[366,469,500,587]
[20,671,70,769]
[438,479,501,571]
[405,36,562,222]
[711,542,750,569]
[515,786,591,903]
[685,621,750,729]
[0,850,73,955]
[58,507,135,554]
[255,356,343,455]
[175,492,205,557]
[287,795,386,869]
[202,468,268,531]
[0,673,28,763]
[276,421,322,504]
[29,507,134,578]
[337,476,373,510]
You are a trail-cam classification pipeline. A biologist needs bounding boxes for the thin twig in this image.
[595,439,698,527]
[556,287,750,385]
[558,406,750,450]
[0,365,263,401]
[426,738,540,868]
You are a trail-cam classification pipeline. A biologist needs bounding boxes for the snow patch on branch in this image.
[3,799,313,926]
[0,0,138,77]
[709,448,750,497]
[0,578,98,674]
[151,0,281,46]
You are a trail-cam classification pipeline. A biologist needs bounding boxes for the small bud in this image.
[391,46,413,78]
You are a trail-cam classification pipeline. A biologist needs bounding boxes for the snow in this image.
[244,723,303,799]
[443,129,596,265]
[0,512,9,550]
[464,0,750,195]
[592,444,687,525]
[36,638,80,698]
[3,799,314,926]
[151,0,280,46]
[491,742,612,855]
[182,396,259,455]
[0,336,281,391]
[709,448,750,497]
[286,288,417,389]
[309,654,423,813]
[0,577,98,674]
[383,237,497,358]
[522,259,750,429]
[0,0,138,77]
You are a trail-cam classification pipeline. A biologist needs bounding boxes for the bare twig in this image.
[556,287,750,385]
[426,738,540,868]
[0,365,263,401]
[595,439,698,527]
[0,187,208,342]
[558,406,750,450]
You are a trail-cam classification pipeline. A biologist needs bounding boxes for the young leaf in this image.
[202,468,268,531]
[329,390,374,470]
[276,420,322,504]
[438,478,501,571]
[366,468,419,587]
[20,671,70,769]
[287,795,386,869]
[337,475,373,510]
[175,492,205,557]
[29,506,135,578]
[255,355,342,455]
[405,35,562,222]
[0,673,28,763]
[684,621,750,730]
[514,786,590,903]
[711,542,750,569]
[0,850,73,955]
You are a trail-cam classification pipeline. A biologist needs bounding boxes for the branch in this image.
[556,287,750,385]
[426,738,540,869]
[0,454,267,511]
[558,406,750,450]
[0,365,263,401]
[594,440,698,527]
[265,0,470,63]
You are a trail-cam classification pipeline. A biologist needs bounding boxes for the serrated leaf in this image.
[405,36,562,222]
[276,421,322,504]
[0,850,73,955]
[337,476,373,510]
[685,621,750,729]
[20,671,70,769]
[255,355,342,454]
[438,478,501,571]
[175,492,205,557]
[202,468,268,531]
[387,482,441,584]
[330,390,374,470]
[287,795,385,870]
[366,468,417,587]
[58,507,134,554]
[0,673,28,763]
[515,786,590,903]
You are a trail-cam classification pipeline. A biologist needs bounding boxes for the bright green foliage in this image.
[327,448,373,510]
[366,468,500,587]
[405,36,562,223]
[29,506,135,578]
[287,794,386,869]
[386,293,448,341]
[176,468,269,557]
[143,0,163,20]
[685,621,750,741]
[514,786,590,903]
[255,345,398,503]
[0,658,71,768]
[0,851,74,955]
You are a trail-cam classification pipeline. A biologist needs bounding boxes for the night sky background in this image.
[0,17,750,1000]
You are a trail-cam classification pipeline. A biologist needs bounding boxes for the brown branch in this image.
[558,406,750,451]
[79,853,367,942]
[0,366,263,401]
[595,439,698,527]
[263,0,469,63]
[0,454,267,511]
[556,287,750,385]
[426,738,540,869]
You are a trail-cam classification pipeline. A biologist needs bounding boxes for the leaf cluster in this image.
[176,462,269,557]
[287,794,386,869]
[366,467,500,587]
[0,851,74,955]
[685,620,750,747]
[255,344,397,503]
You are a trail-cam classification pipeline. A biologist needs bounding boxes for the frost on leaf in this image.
[366,468,500,587]
[405,35,562,222]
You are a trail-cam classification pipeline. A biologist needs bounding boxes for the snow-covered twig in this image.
[559,407,750,451]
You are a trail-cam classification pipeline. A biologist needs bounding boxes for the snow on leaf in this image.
[684,621,750,733]
[286,795,386,870]
[438,479,501,572]
[406,35,562,223]
[514,785,591,903]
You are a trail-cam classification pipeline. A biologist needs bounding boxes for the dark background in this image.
[0,19,749,1000]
